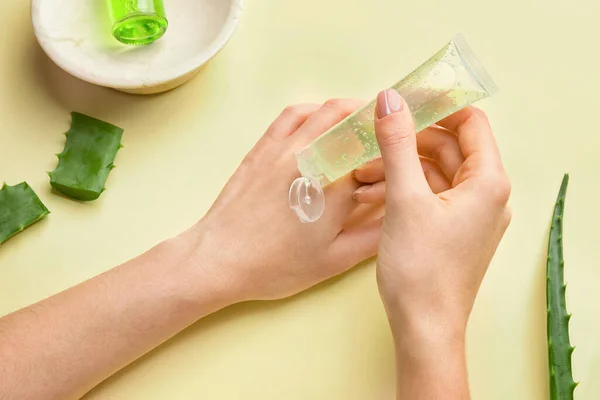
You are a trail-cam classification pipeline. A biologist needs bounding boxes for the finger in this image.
[329,217,383,271]
[352,181,386,203]
[436,106,502,172]
[416,126,465,183]
[289,98,365,146]
[353,125,458,184]
[322,173,361,225]
[353,157,384,184]
[374,89,430,199]
[265,104,321,140]
[354,146,454,186]
[353,158,450,203]
[421,157,452,193]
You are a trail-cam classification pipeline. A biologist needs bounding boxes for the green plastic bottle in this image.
[107,0,168,45]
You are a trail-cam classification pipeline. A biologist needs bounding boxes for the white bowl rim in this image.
[31,0,244,90]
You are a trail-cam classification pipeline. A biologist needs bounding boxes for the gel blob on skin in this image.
[107,0,168,45]
[289,34,499,223]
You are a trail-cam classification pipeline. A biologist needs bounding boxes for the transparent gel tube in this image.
[289,34,498,223]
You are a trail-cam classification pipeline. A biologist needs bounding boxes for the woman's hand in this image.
[353,89,511,399]
[354,89,511,328]
[187,99,382,303]
[0,99,384,400]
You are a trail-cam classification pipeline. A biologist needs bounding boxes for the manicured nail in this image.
[376,89,402,118]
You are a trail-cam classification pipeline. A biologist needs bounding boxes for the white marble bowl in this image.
[31,0,244,94]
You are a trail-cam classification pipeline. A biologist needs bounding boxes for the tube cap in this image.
[288,177,324,223]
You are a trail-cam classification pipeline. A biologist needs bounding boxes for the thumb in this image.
[374,89,430,198]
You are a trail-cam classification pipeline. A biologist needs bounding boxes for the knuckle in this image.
[241,141,280,166]
[323,98,360,114]
[240,150,259,166]
[323,98,346,110]
[484,173,511,204]
[380,133,412,150]
[469,107,490,125]
[503,206,513,227]
[452,107,492,134]
[378,123,415,150]
[281,105,302,118]
[430,140,452,163]
[497,176,512,200]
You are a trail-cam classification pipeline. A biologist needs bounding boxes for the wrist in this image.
[173,221,247,308]
[378,278,471,341]
[391,315,470,400]
[382,297,467,355]
[391,313,466,355]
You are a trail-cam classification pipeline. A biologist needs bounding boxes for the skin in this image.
[354,89,511,399]
[0,91,510,400]
[0,99,382,400]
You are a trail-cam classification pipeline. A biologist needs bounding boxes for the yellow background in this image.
[1,0,599,399]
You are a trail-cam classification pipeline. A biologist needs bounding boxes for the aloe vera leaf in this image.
[0,182,50,244]
[49,112,123,201]
[546,174,577,399]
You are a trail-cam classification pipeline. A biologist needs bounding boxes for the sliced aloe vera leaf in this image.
[0,182,50,244]
[49,112,124,201]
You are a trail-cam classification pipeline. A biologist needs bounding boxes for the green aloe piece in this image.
[546,174,577,399]
[0,182,50,244]
[49,112,124,201]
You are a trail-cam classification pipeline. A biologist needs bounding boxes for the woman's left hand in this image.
[186,99,383,302]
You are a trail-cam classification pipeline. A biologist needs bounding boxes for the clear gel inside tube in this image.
[289,33,498,223]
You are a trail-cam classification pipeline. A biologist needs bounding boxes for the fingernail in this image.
[353,185,371,198]
[377,89,402,118]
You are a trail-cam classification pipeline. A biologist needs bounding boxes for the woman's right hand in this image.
[353,89,511,398]
[354,88,511,341]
